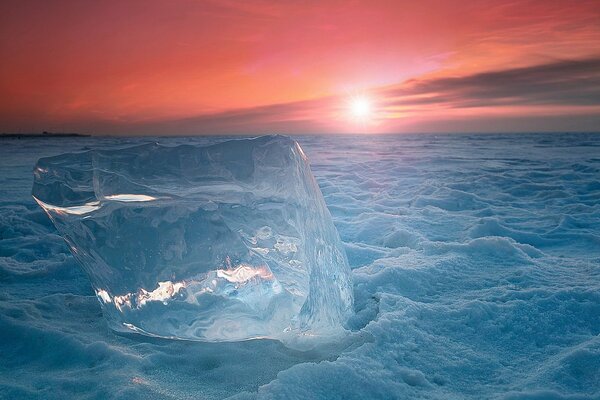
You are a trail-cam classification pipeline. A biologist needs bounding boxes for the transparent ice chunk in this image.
[32,135,353,346]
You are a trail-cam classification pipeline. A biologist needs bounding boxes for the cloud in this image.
[123,96,337,135]
[25,56,600,135]
[381,56,600,110]
[136,56,600,134]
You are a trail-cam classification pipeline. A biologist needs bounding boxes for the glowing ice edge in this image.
[33,194,157,216]
[95,264,276,313]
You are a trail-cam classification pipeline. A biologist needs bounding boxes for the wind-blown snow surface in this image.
[1,133,599,399]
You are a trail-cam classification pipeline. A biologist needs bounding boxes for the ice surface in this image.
[30,135,353,345]
[2,133,600,399]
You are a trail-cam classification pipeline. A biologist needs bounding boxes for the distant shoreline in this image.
[0,131,90,139]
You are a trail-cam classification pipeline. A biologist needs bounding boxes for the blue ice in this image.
[30,135,353,347]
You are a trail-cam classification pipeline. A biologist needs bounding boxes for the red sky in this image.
[1,0,600,134]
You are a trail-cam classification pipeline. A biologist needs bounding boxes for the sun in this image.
[349,96,372,121]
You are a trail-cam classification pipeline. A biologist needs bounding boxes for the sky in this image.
[1,0,600,135]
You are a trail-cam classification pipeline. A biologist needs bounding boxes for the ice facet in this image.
[32,135,353,345]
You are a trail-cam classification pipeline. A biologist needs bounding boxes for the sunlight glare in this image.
[349,96,372,121]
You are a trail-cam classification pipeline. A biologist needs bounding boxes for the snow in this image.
[30,136,353,346]
[1,133,599,399]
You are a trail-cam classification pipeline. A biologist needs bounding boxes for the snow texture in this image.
[1,133,600,399]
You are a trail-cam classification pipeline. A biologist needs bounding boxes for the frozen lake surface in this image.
[1,133,599,399]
